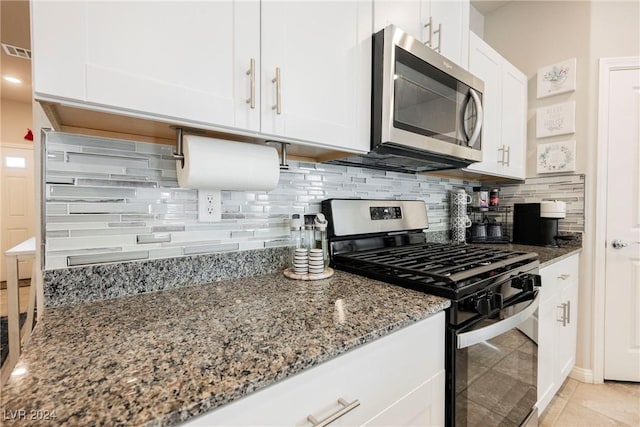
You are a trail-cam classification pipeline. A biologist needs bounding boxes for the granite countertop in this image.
[1,271,450,426]
[469,243,582,268]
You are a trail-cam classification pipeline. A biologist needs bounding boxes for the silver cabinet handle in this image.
[307,398,360,427]
[498,145,510,166]
[272,67,282,115]
[557,274,571,280]
[498,145,506,165]
[423,16,433,47]
[566,300,571,324]
[433,23,442,53]
[246,58,256,109]
[557,302,568,326]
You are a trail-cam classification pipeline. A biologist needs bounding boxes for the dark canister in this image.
[489,188,500,207]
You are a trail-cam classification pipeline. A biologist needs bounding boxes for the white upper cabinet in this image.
[427,0,470,68]
[32,1,261,132]
[499,60,527,179]
[465,32,526,180]
[261,1,372,152]
[31,1,87,101]
[373,0,469,68]
[373,1,426,41]
[31,1,371,154]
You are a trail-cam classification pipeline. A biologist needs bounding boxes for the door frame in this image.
[593,56,640,384]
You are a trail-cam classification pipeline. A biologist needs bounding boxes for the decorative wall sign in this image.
[536,101,576,138]
[537,58,577,98]
[537,140,576,174]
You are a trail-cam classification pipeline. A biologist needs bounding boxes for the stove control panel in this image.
[370,206,402,220]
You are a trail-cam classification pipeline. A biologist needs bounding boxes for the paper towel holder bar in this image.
[171,126,206,167]
[171,125,290,170]
[271,141,289,170]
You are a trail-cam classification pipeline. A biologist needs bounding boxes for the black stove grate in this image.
[333,242,538,298]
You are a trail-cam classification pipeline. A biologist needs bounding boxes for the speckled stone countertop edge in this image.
[539,247,582,269]
[2,271,451,427]
[159,302,450,426]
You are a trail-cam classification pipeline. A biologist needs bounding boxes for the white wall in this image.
[483,0,640,378]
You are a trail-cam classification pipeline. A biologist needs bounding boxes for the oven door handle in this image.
[457,292,540,349]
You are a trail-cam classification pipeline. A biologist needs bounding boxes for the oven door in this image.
[454,291,539,427]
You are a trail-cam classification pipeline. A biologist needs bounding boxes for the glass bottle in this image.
[303,214,316,250]
[314,213,329,268]
[290,214,302,266]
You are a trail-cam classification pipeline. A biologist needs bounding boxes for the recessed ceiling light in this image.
[3,76,22,84]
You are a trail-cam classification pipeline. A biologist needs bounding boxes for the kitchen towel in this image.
[177,135,280,190]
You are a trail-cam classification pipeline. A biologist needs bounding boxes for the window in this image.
[5,156,26,168]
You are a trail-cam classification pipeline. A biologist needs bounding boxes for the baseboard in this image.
[570,366,594,383]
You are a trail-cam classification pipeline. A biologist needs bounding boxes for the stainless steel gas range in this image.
[322,199,541,427]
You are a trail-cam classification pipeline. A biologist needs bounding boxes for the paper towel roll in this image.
[177,135,280,190]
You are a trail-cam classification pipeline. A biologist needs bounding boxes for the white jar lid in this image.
[540,200,566,218]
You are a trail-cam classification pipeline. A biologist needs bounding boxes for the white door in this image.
[0,144,35,282]
[260,1,371,152]
[83,1,260,131]
[603,63,640,382]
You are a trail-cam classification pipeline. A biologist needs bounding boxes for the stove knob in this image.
[491,293,504,310]
[476,297,491,316]
[512,274,541,292]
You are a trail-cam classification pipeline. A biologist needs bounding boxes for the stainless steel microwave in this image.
[330,25,485,173]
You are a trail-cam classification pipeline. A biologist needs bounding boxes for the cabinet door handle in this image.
[272,67,282,115]
[498,145,506,165]
[557,302,567,326]
[557,274,571,280]
[246,58,256,109]
[307,398,360,427]
[566,300,571,324]
[434,23,442,53]
[423,16,433,47]
[505,145,511,167]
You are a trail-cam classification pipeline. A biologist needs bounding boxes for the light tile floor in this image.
[540,378,640,426]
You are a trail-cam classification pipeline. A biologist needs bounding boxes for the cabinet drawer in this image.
[184,311,445,426]
[540,254,579,302]
[364,370,445,426]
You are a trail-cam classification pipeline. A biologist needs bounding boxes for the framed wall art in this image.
[536,101,576,138]
[537,140,576,174]
[537,58,577,98]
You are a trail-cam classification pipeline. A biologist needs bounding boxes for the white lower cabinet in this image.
[182,311,445,426]
[537,254,579,415]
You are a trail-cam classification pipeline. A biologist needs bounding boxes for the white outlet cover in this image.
[198,190,221,222]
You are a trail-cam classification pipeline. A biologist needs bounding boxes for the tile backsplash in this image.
[44,132,477,269]
[44,132,585,270]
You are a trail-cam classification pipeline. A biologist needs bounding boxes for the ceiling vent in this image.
[2,43,32,60]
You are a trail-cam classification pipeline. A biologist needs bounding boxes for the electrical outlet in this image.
[198,190,221,222]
